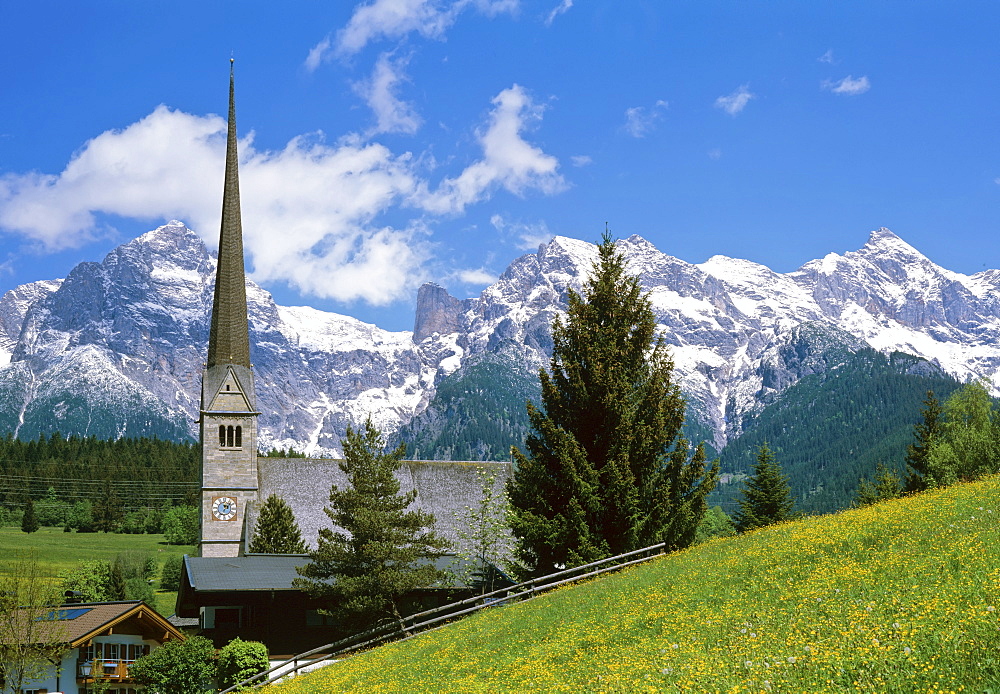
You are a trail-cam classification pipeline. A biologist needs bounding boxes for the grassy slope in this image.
[0,526,195,617]
[272,477,1000,693]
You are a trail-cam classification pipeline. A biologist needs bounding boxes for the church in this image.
[175,63,510,656]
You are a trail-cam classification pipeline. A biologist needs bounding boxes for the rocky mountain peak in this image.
[0,223,999,455]
[413,283,463,341]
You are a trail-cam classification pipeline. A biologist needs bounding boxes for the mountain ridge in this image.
[0,222,996,458]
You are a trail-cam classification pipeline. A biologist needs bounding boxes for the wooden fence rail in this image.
[218,542,667,693]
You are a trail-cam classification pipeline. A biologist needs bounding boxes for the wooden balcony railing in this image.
[77,660,138,681]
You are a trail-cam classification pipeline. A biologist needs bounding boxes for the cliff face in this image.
[413,283,467,342]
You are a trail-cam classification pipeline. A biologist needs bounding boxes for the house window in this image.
[202,606,242,629]
[218,425,226,446]
[235,426,242,447]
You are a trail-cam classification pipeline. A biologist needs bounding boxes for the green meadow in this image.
[270,476,1000,693]
[0,526,194,617]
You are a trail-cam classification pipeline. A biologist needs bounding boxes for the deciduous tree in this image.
[450,467,515,593]
[920,381,1000,488]
[507,232,718,575]
[0,551,69,692]
[294,420,450,633]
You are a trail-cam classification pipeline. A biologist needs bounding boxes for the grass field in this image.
[0,526,195,617]
[270,476,1000,693]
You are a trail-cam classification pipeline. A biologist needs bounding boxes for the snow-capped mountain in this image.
[0,222,996,455]
[418,228,1000,450]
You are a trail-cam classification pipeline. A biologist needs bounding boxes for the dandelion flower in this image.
[787,656,797,664]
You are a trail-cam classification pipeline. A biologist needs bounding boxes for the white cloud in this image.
[332,0,519,57]
[822,75,871,96]
[714,85,754,116]
[304,35,332,73]
[818,49,835,65]
[545,0,572,26]
[623,100,668,138]
[0,107,425,304]
[570,155,592,167]
[454,266,497,284]
[354,52,422,135]
[0,86,566,306]
[418,84,566,215]
[490,214,553,250]
[707,148,722,160]
[994,177,1000,186]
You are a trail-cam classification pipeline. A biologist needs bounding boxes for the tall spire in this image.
[207,59,251,369]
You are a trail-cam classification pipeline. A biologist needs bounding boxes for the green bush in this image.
[217,637,269,691]
[129,634,216,694]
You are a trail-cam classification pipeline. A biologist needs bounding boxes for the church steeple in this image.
[207,59,251,370]
[198,60,259,558]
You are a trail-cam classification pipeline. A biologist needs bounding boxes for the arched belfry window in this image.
[235,426,242,448]
[226,426,235,447]
[218,425,226,447]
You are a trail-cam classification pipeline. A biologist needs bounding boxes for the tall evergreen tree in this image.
[294,420,449,632]
[107,560,127,601]
[20,499,39,534]
[249,494,307,554]
[734,442,795,532]
[904,390,943,492]
[507,232,718,576]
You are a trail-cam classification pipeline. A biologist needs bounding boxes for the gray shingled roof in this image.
[183,553,496,593]
[184,554,309,592]
[252,459,513,550]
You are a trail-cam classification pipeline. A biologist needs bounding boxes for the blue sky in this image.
[1,1,998,331]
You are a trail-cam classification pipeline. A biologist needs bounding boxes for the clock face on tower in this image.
[211,496,238,521]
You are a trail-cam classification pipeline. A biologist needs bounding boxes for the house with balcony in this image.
[1,600,184,694]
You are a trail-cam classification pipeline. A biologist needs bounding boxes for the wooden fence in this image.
[218,542,667,692]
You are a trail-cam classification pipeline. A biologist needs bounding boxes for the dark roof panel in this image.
[185,554,309,592]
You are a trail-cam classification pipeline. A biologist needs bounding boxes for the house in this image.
[175,553,513,657]
[1,600,185,694]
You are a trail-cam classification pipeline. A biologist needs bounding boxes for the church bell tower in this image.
[199,60,260,558]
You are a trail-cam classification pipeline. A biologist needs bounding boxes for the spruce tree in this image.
[507,232,718,576]
[107,560,127,601]
[294,420,449,632]
[249,494,307,554]
[20,499,39,534]
[734,442,795,532]
[904,390,942,492]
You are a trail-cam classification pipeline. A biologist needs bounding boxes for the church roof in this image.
[206,60,251,370]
